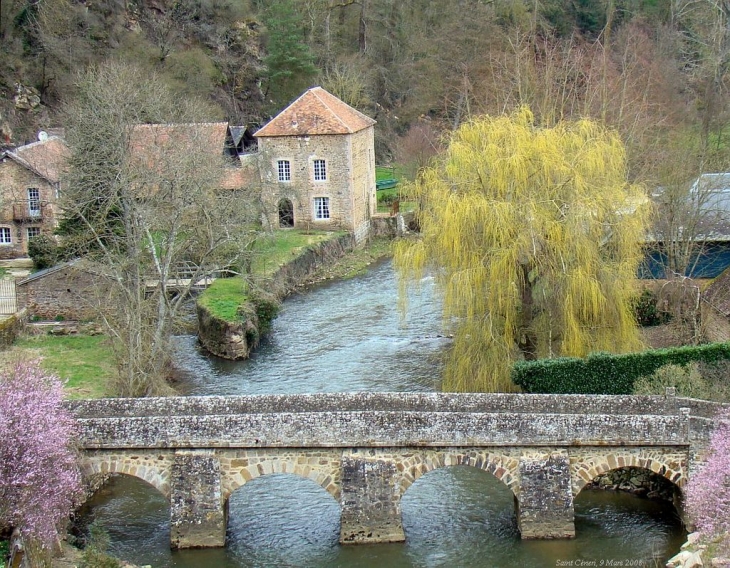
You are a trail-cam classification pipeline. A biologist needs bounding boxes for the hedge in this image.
[511,342,730,394]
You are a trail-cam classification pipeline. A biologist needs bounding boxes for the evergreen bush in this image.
[512,342,730,394]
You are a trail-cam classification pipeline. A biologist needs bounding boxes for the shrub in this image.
[512,342,730,394]
[0,360,83,562]
[79,522,122,568]
[27,235,59,270]
[632,362,730,401]
[633,288,671,327]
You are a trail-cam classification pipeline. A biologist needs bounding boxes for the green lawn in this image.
[6,334,115,398]
[199,229,343,322]
[250,229,338,275]
[376,164,418,214]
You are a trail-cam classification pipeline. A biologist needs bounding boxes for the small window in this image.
[28,188,41,217]
[0,228,11,245]
[27,227,41,240]
[314,197,330,220]
[277,160,291,182]
[313,159,326,181]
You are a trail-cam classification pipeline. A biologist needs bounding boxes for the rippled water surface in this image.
[81,469,685,568]
[78,259,686,566]
[176,259,446,394]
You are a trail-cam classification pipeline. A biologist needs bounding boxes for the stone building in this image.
[254,87,377,243]
[16,259,109,321]
[0,135,67,259]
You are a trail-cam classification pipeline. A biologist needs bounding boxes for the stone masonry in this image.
[67,392,725,549]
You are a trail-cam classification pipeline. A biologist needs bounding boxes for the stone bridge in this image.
[66,392,723,549]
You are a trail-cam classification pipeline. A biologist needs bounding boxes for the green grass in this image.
[376,164,419,213]
[250,229,337,275]
[376,164,409,182]
[7,334,115,398]
[199,229,342,322]
[197,277,249,322]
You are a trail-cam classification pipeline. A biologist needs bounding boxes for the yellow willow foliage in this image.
[394,107,649,393]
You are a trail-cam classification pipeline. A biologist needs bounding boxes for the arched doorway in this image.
[278,199,294,228]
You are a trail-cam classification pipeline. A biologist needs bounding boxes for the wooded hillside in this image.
[1,0,729,184]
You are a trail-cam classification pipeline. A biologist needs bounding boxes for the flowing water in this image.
[78,259,687,567]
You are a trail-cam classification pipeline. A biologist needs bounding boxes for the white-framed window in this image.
[277,160,291,182]
[0,228,11,245]
[27,227,41,240]
[313,159,327,181]
[314,197,330,220]
[27,188,41,217]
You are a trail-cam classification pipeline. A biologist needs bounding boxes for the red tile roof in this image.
[255,87,376,137]
[10,137,69,183]
[128,122,248,189]
[129,122,231,164]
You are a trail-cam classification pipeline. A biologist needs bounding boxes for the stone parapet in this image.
[73,410,691,449]
[70,393,722,547]
[66,392,696,419]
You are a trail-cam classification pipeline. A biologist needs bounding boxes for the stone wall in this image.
[0,309,24,348]
[69,393,718,548]
[16,262,107,320]
[259,134,356,231]
[66,391,718,418]
[197,233,356,359]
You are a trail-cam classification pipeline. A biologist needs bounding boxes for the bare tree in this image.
[61,62,260,396]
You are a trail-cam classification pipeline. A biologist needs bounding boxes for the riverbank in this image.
[291,236,392,288]
[196,235,393,360]
[0,236,395,398]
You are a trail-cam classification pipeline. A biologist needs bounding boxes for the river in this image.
[76,259,686,567]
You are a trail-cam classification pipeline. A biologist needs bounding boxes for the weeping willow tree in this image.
[394,107,650,392]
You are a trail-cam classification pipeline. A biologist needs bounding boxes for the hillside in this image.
[1,0,729,180]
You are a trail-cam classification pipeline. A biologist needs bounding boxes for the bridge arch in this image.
[79,453,172,499]
[395,451,520,498]
[221,451,342,502]
[572,451,687,496]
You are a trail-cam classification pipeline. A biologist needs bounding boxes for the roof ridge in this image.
[310,88,352,134]
[132,121,229,128]
[13,136,63,153]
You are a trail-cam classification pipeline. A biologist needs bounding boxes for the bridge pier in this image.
[170,452,226,549]
[517,452,575,539]
[339,451,406,544]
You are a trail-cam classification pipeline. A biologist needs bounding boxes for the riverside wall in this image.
[197,233,356,360]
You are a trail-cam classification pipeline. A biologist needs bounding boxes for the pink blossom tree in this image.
[685,409,730,538]
[0,360,83,563]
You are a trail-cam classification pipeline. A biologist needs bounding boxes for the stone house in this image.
[16,259,109,321]
[0,135,67,259]
[0,89,377,265]
[254,87,377,243]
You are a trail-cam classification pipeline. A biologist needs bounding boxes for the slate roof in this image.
[651,173,730,242]
[3,136,68,183]
[254,87,376,137]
